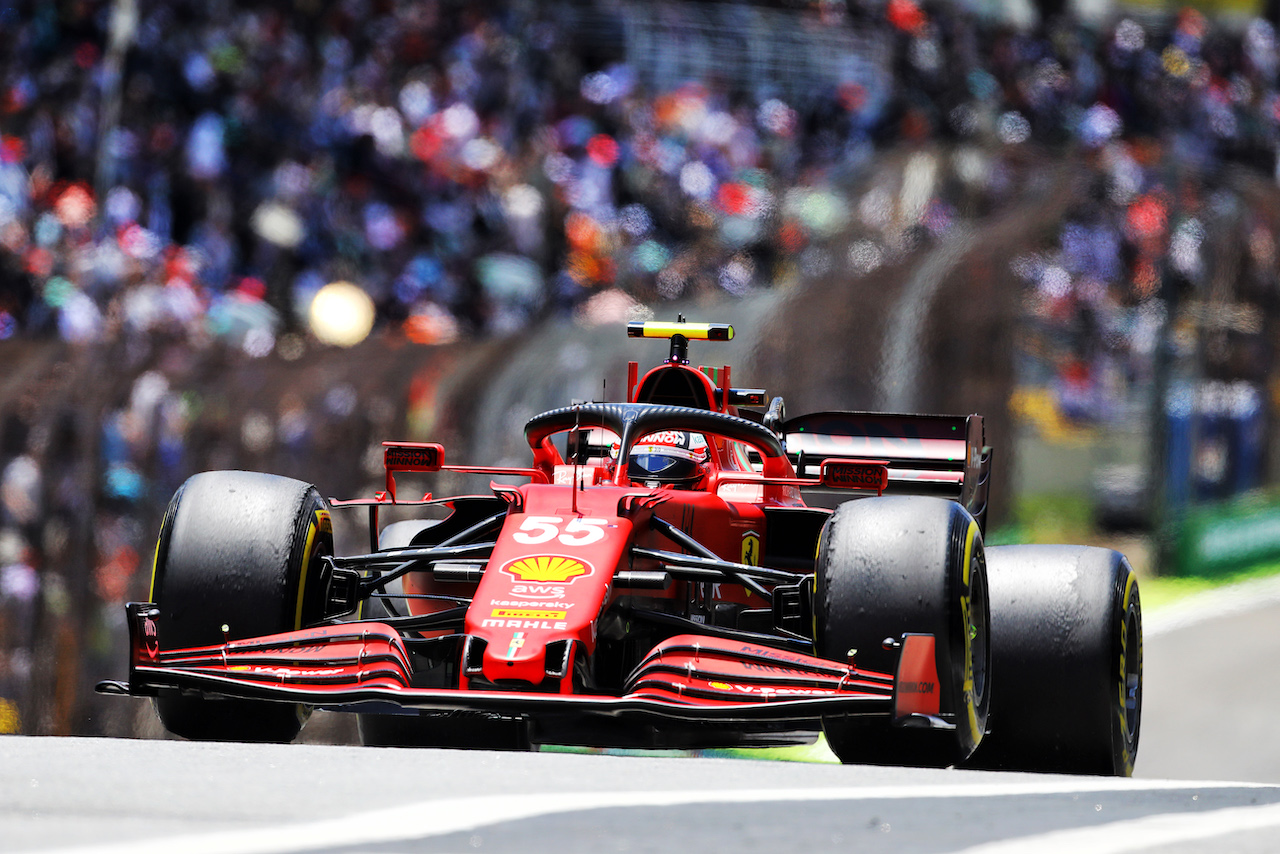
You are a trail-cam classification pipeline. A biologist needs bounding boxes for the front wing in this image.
[97,603,944,730]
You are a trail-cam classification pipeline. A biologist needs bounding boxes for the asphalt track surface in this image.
[4,582,1280,854]
[1135,577,1280,784]
[2,734,1279,854]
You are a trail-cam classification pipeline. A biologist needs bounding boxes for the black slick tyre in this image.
[357,520,530,750]
[150,470,333,743]
[815,496,991,767]
[962,545,1141,776]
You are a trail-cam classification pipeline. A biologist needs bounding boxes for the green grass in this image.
[984,493,1096,547]
[1139,560,1280,610]
[702,739,839,764]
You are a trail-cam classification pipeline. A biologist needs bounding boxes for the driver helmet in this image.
[628,430,710,488]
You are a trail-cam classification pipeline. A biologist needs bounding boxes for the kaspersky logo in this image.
[502,555,593,584]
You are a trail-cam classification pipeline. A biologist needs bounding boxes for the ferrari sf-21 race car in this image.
[98,320,1141,775]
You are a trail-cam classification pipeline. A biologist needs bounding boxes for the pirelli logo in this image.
[490,608,568,620]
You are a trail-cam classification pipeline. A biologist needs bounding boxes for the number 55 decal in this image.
[512,516,609,546]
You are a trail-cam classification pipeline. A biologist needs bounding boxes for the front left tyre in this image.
[150,470,333,742]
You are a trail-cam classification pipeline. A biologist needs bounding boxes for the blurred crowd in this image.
[5,0,1280,732]
[0,1,1272,353]
[1006,9,1280,428]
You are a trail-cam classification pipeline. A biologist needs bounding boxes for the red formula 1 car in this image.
[99,320,1142,774]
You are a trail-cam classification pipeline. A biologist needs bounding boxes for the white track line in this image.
[1145,573,1280,638]
[28,779,1276,854]
[950,801,1280,854]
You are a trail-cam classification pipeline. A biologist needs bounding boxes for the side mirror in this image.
[764,396,786,434]
[819,459,888,494]
[383,442,444,500]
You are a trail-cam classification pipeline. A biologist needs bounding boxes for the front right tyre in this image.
[150,470,333,743]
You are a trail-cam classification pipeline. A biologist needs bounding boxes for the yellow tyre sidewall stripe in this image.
[148,536,161,603]
[294,508,332,630]
[1116,569,1140,775]
[959,518,982,748]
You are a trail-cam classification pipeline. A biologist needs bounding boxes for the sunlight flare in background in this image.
[309,281,376,347]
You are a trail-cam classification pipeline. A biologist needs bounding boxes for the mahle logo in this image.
[502,555,592,584]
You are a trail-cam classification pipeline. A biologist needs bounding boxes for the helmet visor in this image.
[629,453,701,482]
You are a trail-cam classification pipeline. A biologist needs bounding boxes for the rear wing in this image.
[781,411,992,530]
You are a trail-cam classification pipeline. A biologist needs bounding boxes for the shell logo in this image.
[502,555,593,583]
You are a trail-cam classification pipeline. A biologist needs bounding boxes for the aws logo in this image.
[502,555,593,584]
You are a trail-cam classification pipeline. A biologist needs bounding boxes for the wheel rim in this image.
[968,557,989,707]
[1123,607,1141,742]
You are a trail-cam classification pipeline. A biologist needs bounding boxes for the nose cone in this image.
[465,485,637,688]
[482,629,550,684]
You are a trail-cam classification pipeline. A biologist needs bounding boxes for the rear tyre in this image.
[815,496,990,767]
[961,545,1141,776]
[150,471,333,743]
[357,520,531,750]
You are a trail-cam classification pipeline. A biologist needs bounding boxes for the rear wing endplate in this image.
[780,411,992,530]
